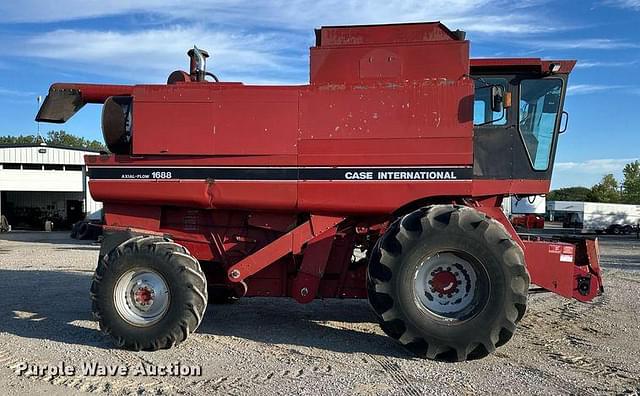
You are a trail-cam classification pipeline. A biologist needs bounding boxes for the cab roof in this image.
[471,58,576,74]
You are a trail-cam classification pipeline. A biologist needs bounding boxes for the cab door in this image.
[472,76,514,179]
[473,74,567,181]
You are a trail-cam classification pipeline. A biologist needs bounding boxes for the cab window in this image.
[473,78,507,126]
[519,79,563,171]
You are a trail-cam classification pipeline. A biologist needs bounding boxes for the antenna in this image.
[36,95,44,143]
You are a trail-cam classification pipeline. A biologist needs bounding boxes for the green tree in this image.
[0,131,106,151]
[547,186,592,202]
[622,160,640,204]
[45,130,105,151]
[0,134,40,145]
[588,174,620,203]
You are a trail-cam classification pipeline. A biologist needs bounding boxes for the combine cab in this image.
[37,22,602,361]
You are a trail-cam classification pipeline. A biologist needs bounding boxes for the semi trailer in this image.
[550,200,640,234]
[35,22,602,361]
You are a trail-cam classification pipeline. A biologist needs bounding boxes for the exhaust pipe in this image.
[187,46,209,82]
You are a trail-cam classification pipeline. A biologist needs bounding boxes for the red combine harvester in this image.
[36,22,603,361]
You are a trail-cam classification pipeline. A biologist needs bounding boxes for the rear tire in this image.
[367,205,529,361]
[91,236,208,351]
[70,222,80,239]
[76,222,89,239]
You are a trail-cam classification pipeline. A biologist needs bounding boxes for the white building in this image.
[0,143,102,230]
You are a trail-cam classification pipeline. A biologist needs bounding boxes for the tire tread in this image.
[91,235,208,351]
[366,205,529,361]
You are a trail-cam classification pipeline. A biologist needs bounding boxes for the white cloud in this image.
[0,87,36,97]
[552,158,638,188]
[0,0,572,84]
[523,38,640,51]
[556,158,639,172]
[575,60,638,68]
[603,0,640,11]
[8,26,307,84]
[567,84,639,96]
[446,14,560,34]
[0,1,562,36]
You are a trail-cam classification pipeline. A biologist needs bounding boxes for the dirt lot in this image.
[0,232,639,395]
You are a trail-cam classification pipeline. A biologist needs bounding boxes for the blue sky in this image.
[0,0,638,189]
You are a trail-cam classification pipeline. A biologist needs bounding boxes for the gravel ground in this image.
[0,231,639,395]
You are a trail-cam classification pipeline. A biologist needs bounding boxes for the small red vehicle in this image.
[36,22,602,361]
[512,214,545,230]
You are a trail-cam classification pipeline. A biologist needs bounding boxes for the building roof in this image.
[0,144,101,165]
[0,143,102,153]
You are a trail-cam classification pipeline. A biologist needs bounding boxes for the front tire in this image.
[91,236,208,351]
[367,205,529,361]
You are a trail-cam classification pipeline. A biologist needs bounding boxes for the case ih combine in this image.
[36,22,602,361]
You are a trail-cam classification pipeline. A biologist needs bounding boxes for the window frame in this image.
[517,77,564,172]
[472,77,510,127]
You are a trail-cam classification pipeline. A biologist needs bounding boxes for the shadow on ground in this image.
[199,297,411,358]
[0,269,108,349]
[0,268,409,357]
[0,231,97,246]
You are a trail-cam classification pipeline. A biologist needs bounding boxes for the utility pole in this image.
[36,95,44,143]
[619,184,626,202]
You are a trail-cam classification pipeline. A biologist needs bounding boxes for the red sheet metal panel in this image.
[227,215,344,282]
[290,225,338,303]
[89,179,298,211]
[299,78,474,167]
[316,22,459,47]
[472,179,552,197]
[310,41,469,84]
[297,137,472,166]
[297,180,471,214]
[85,154,298,167]
[132,85,299,156]
[524,240,576,298]
[300,79,473,138]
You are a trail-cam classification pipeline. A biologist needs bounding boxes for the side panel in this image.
[310,41,469,85]
[298,180,471,213]
[298,79,474,166]
[87,161,475,214]
[132,85,299,156]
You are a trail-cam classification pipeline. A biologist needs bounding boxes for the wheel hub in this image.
[114,269,170,327]
[429,269,459,296]
[414,252,481,320]
[133,283,155,309]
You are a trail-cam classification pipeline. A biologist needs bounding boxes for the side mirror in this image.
[491,85,504,113]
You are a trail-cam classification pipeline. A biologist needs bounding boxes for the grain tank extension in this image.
[36,22,602,361]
